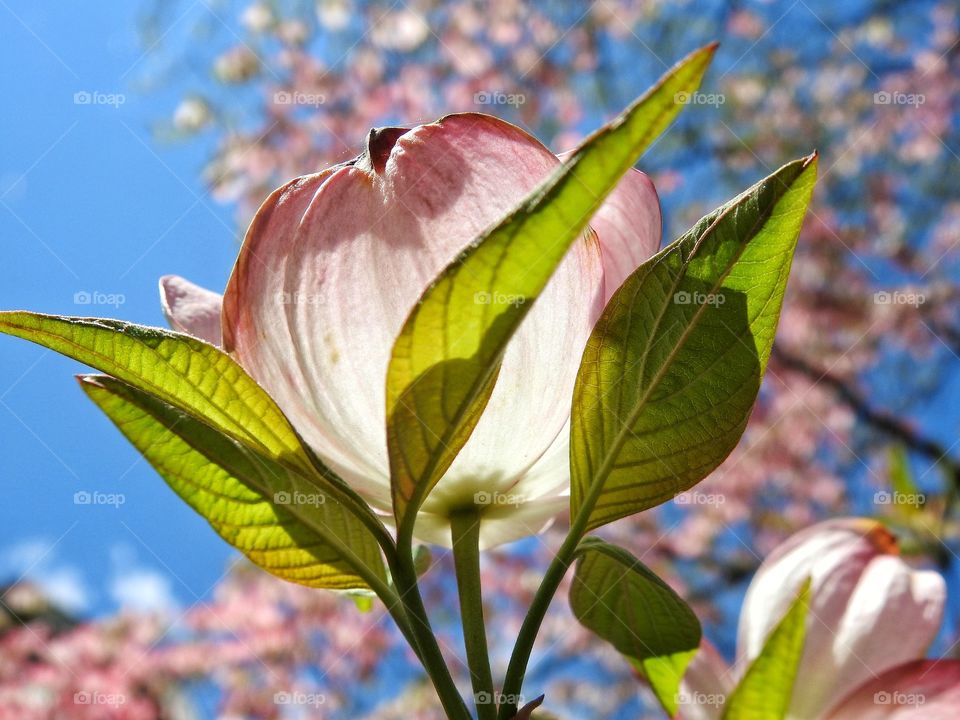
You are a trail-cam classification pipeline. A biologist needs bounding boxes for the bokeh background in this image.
[0,0,958,717]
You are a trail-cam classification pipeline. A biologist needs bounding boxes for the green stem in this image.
[390,543,473,720]
[495,530,581,719]
[372,581,427,667]
[496,467,612,719]
[451,509,496,720]
[303,442,469,716]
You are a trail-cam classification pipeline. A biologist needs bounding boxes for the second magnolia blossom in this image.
[681,518,960,719]
[160,112,661,547]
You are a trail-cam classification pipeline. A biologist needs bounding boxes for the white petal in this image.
[223,115,605,532]
[811,558,945,717]
[737,519,882,670]
[558,150,662,302]
[158,275,223,346]
[825,659,960,719]
[678,640,734,720]
[413,492,568,550]
[735,519,946,719]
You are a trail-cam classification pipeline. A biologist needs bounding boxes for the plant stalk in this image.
[496,464,613,719]
[451,509,496,720]
[389,541,473,720]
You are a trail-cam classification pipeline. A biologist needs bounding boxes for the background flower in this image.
[1,0,958,717]
[681,518,952,719]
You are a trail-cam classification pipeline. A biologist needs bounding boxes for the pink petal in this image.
[736,519,945,718]
[737,519,884,666]
[221,170,383,497]
[557,150,662,302]
[825,660,960,719]
[414,491,568,550]
[159,275,223,346]
[222,114,608,542]
[821,556,945,713]
[678,640,734,720]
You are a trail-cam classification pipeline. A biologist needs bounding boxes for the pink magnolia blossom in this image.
[160,112,660,548]
[681,518,957,719]
[823,660,960,719]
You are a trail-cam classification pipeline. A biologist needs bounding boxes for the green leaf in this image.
[0,313,378,525]
[722,580,810,720]
[570,154,818,531]
[347,590,378,613]
[413,544,434,576]
[569,538,701,716]
[886,445,926,518]
[79,374,388,591]
[386,43,718,537]
[0,313,307,467]
[889,445,916,497]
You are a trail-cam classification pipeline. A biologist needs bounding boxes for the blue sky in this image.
[0,2,956,718]
[0,0,956,657]
[0,1,242,617]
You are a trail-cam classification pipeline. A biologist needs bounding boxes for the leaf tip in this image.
[75,373,111,387]
[798,151,820,190]
[74,374,110,399]
[686,41,720,73]
[512,695,545,720]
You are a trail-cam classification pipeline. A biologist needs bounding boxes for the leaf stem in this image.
[389,543,473,720]
[451,509,496,720]
[495,473,607,719]
[362,573,426,664]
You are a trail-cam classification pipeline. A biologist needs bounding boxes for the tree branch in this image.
[772,346,960,485]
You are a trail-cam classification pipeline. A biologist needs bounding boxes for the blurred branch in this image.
[775,345,960,569]
[773,346,960,485]
[926,319,960,357]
